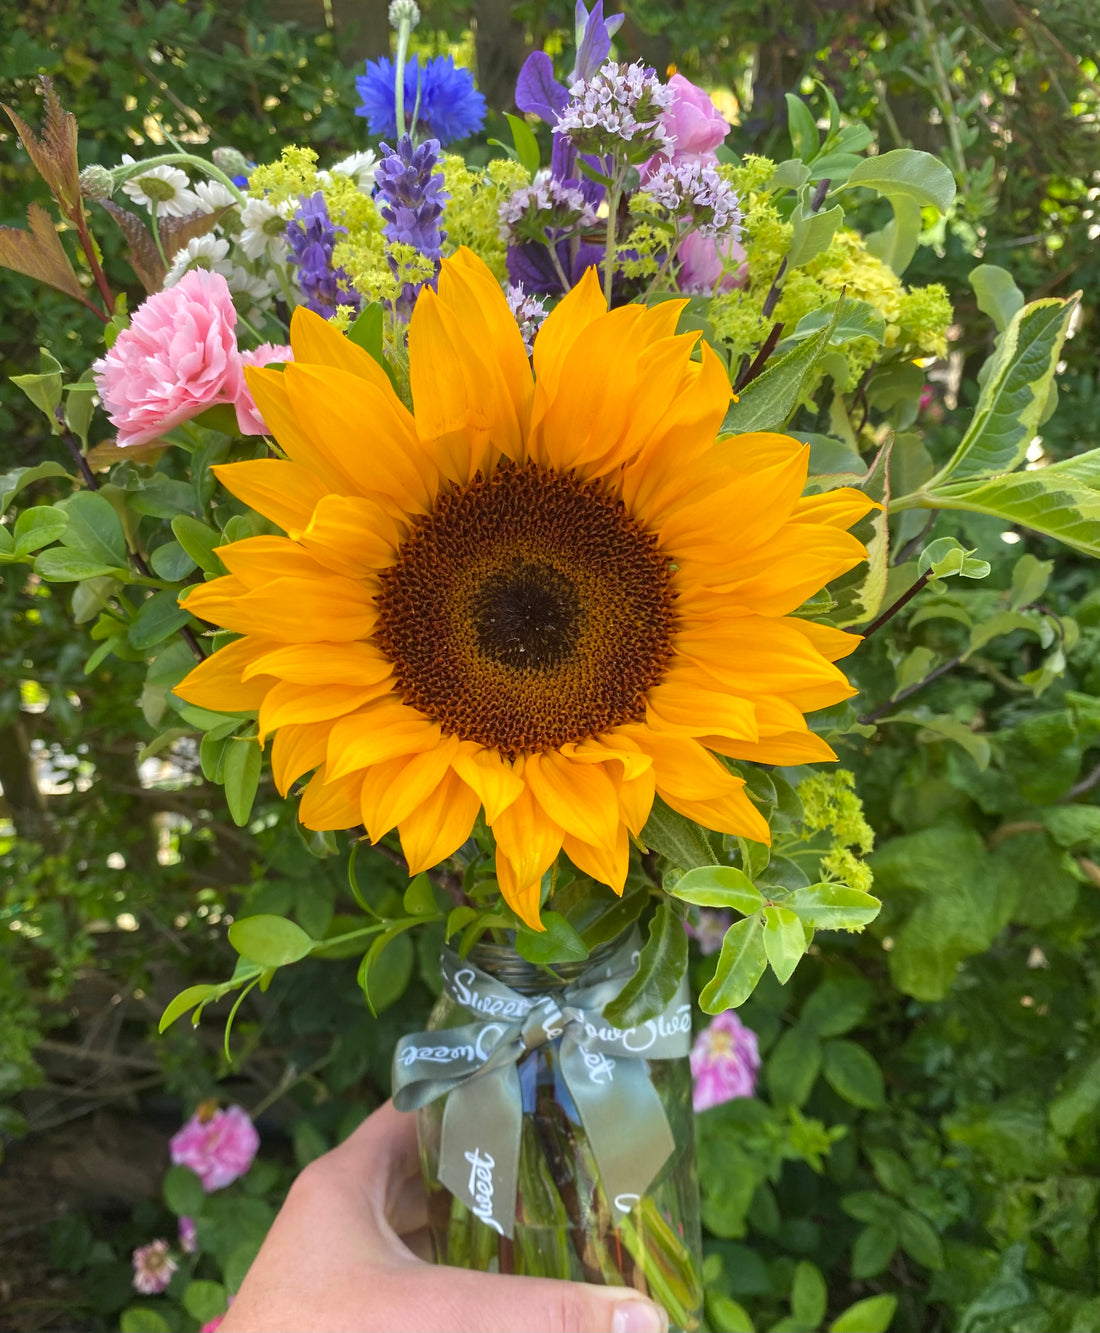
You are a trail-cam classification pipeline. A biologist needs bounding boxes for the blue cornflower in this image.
[285,192,361,318]
[375,135,448,259]
[355,55,486,145]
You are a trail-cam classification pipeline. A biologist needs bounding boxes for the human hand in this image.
[220,1099,670,1333]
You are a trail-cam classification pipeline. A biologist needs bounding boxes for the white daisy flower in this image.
[239,196,289,262]
[195,179,239,214]
[119,154,201,217]
[227,264,274,309]
[163,235,231,287]
[330,150,379,193]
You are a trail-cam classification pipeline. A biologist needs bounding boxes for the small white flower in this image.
[330,150,379,193]
[645,158,741,239]
[240,196,289,262]
[163,235,231,287]
[506,283,548,354]
[119,154,201,217]
[131,1240,177,1296]
[227,264,274,309]
[195,179,239,214]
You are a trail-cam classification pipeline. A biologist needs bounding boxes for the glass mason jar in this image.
[416,938,704,1332]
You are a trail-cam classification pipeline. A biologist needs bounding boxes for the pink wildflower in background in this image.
[177,1214,197,1254]
[170,1103,259,1191]
[235,343,294,435]
[685,907,733,956]
[131,1238,177,1295]
[93,268,244,447]
[691,1010,760,1112]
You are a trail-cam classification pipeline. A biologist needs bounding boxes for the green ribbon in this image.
[392,935,691,1239]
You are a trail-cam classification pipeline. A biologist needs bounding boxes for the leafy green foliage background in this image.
[1,3,1099,1332]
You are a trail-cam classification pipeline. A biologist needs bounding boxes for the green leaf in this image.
[129,589,192,650]
[767,158,811,192]
[785,93,820,160]
[916,535,991,580]
[970,263,1025,334]
[1009,553,1052,609]
[348,301,384,361]
[64,378,96,444]
[640,797,717,870]
[930,297,1077,484]
[722,309,841,434]
[851,1223,898,1279]
[865,193,923,275]
[164,1163,205,1217]
[118,1308,172,1333]
[515,910,589,964]
[707,1294,756,1333]
[791,1260,828,1328]
[1042,806,1100,850]
[149,539,197,581]
[13,505,67,555]
[763,906,806,984]
[699,914,767,1014]
[172,515,226,574]
[57,489,129,567]
[788,297,885,347]
[844,148,957,213]
[445,905,479,941]
[402,871,437,917]
[822,1038,885,1108]
[782,882,881,930]
[1050,1052,1100,1138]
[800,976,871,1037]
[604,902,687,1028]
[34,548,129,581]
[829,1294,898,1333]
[925,467,1100,558]
[182,1280,227,1324]
[898,1208,944,1269]
[881,709,991,770]
[504,112,540,176]
[667,865,764,915]
[765,1023,822,1108]
[357,928,415,1015]
[159,983,219,1033]
[223,735,262,826]
[0,461,70,513]
[11,347,63,423]
[228,914,314,968]
[787,202,843,268]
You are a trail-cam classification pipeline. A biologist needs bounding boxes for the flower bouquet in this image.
[2,1,1086,1325]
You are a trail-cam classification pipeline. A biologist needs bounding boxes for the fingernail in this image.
[611,1299,668,1333]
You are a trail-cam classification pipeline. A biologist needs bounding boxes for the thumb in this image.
[412,1265,670,1333]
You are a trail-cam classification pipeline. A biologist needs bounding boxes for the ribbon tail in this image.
[561,1039,676,1224]
[439,1065,522,1240]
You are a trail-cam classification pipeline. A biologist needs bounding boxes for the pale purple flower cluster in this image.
[131,1238,177,1295]
[506,284,549,353]
[375,134,448,259]
[554,60,675,160]
[286,192,359,318]
[170,1103,259,1192]
[691,1010,761,1112]
[645,157,742,239]
[498,179,598,244]
[685,907,733,956]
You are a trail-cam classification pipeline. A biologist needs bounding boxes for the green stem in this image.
[394,18,412,141]
[310,912,444,953]
[603,167,625,307]
[148,197,171,273]
[112,153,248,206]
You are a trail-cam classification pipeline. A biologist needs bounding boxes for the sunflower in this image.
[175,248,875,928]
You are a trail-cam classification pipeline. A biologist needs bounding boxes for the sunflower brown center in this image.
[374,461,676,755]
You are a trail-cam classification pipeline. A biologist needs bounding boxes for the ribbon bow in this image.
[392,935,691,1238]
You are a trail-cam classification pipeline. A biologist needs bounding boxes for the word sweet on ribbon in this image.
[392,936,691,1238]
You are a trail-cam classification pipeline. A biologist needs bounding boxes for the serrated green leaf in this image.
[640,797,717,870]
[927,467,1100,557]
[699,914,767,1013]
[722,311,841,434]
[228,914,313,968]
[930,297,1077,484]
[667,865,764,914]
[604,902,686,1027]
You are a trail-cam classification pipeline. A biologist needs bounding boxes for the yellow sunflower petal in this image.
[288,304,398,395]
[646,667,759,742]
[242,641,393,686]
[258,680,388,743]
[212,459,330,534]
[662,782,772,844]
[325,700,442,780]
[451,743,525,822]
[793,487,881,528]
[298,766,364,830]
[787,619,862,662]
[491,781,564,898]
[691,523,867,614]
[706,729,839,765]
[291,493,403,581]
[494,853,544,932]
[398,768,481,873]
[172,634,277,713]
[359,735,462,842]
[525,750,621,848]
[244,366,359,496]
[184,574,376,643]
[214,535,336,588]
[270,721,331,795]
[530,265,606,403]
[563,825,630,894]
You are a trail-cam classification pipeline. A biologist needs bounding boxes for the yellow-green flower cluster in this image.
[440,155,530,282]
[619,195,667,280]
[798,769,875,894]
[247,147,380,237]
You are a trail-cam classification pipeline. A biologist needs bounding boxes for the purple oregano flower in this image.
[375,135,448,259]
[285,192,360,318]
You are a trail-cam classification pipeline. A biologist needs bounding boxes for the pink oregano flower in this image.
[236,343,294,435]
[170,1103,259,1191]
[690,1010,761,1112]
[93,268,244,447]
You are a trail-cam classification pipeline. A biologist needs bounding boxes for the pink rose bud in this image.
[676,229,748,295]
[690,1009,761,1112]
[92,268,245,448]
[170,1104,260,1192]
[235,343,294,435]
[660,74,730,158]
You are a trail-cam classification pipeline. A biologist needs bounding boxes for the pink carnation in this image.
[660,74,730,159]
[690,1010,760,1112]
[676,229,748,295]
[131,1238,177,1295]
[93,268,244,447]
[235,343,294,435]
[170,1104,259,1192]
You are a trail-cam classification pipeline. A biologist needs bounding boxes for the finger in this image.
[386,1168,430,1238]
[325,1099,422,1212]
[400,1267,670,1333]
